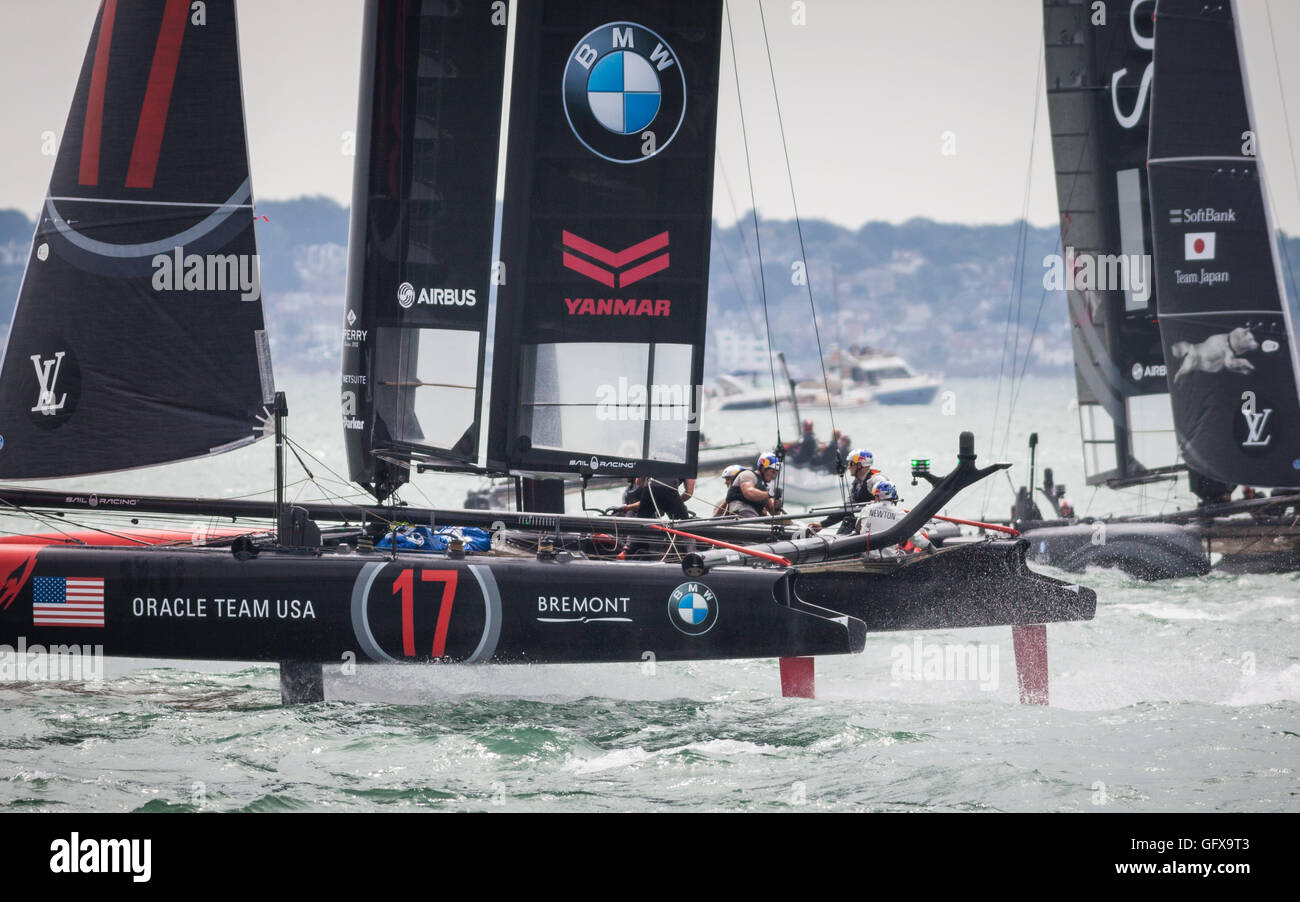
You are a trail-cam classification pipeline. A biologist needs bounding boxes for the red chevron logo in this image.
[561,230,670,288]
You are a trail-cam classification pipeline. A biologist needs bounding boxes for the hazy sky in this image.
[3,0,1300,231]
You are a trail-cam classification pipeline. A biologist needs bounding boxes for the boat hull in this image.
[0,544,863,666]
[794,540,1096,630]
[872,382,942,405]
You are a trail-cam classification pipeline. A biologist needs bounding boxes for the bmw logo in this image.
[397,281,415,309]
[563,21,687,164]
[668,582,718,636]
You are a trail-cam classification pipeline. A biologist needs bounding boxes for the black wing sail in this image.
[487,1,723,480]
[0,0,273,479]
[342,0,509,499]
[1148,0,1300,488]
[1042,0,1177,486]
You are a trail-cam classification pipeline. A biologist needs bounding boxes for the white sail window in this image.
[519,341,694,462]
[1116,168,1152,311]
[1127,393,1180,470]
[1079,402,1118,479]
[377,327,480,451]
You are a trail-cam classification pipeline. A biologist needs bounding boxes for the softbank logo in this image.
[562,230,669,288]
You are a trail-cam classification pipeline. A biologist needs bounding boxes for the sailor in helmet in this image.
[725,453,781,518]
[713,464,745,517]
[812,448,879,534]
[857,479,931,556]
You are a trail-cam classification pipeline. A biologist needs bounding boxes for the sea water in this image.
[0,375,1295,812]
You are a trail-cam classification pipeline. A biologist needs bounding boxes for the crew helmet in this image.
[757,453,781,472]
[872,480,897,502]
[801,419,814,432]
[721,464,743,481]
[847,449,873,470]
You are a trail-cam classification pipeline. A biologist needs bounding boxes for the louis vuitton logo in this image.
[30,352,67,416]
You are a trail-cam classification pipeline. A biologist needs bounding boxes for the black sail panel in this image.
[1148,0,1300,487]
[343,0,509,499]
[488,1,723,480]
[0,0,273,479]
[1042,0,1176,486]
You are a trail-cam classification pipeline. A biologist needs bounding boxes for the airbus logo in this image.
[398,281,477,308]
[1131,362,1167,381]
[563,22,687,164]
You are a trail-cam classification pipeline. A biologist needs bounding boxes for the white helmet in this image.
[721,464,743,481]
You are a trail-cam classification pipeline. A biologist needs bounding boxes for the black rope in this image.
[755,1,843,480]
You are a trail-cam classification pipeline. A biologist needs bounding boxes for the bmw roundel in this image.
[668,582,718,636]
[563,21,687,164]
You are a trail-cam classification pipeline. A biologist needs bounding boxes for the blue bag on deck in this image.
[375,525,492,553]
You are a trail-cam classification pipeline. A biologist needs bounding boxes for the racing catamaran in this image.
[0,0,1094,704]
[1022,0,1300,578]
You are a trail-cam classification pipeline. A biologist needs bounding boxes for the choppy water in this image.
[1,375,1297,812]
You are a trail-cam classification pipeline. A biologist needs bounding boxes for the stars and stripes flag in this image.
[32,576,105,628]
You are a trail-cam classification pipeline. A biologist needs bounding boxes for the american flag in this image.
[32,576,105,628]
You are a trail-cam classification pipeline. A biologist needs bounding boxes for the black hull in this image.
[0,539,1094,668]
[796,541,1095,631]
[0,544,862,666]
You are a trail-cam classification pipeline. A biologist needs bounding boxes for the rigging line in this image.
[1264,0,1300,302]
[724,0,782,444]
[755,0,840,455]
[711,221,765,339]
[1000,42,1046,463]
[982,36,1048,519]
[1004,236,1062,444]
[0,498,87,544]
[716,153,767,306]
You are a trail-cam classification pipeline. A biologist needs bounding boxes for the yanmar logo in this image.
[562,231,669,288]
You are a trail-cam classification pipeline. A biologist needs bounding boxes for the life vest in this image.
[725,469,769,516]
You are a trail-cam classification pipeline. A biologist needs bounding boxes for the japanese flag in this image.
[1185,232,1216,260]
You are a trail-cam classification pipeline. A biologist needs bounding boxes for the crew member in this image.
[812,448,878,534]
[791,420,818,466]
[725,454,781,518]
[714,464,744,517]
[620,476,695,520]
[813,429,842,472]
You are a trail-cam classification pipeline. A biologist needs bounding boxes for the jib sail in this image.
[487,1,723,480]
[1042,0,1178,486]
[342,0,509,499]
[0,0,273,479]
[1148,0,1300,488]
